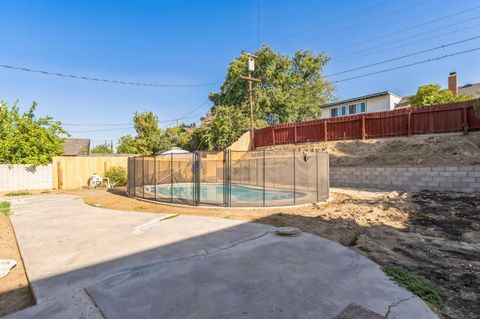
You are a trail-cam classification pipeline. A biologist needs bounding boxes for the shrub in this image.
[0,201,11,216]
[105,166,127,187]
[383,265,442,305]
[5,190,31,196]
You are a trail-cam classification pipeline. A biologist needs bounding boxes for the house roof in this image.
[458,83,480,97]
[62,138,90,156]
[320,91,402,108]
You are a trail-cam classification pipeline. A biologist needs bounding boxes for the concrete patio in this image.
[2,194,438,319]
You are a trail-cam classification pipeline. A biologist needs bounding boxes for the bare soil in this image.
[63,187,480,319]
[0,216,35,317]
[266,131,480,167]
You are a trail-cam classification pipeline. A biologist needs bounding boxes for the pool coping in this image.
[125,190,331,210]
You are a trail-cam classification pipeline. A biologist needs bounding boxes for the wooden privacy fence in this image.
[254,99,480,147]
[52,156,130,189]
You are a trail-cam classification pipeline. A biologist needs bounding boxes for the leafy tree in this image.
[117,134,138,154]
[0,101,68,164]
[410,84,473,106]
[117,112,195,155]
[91,142,113,154]
[209,46,334,125]
[198,46,334,150]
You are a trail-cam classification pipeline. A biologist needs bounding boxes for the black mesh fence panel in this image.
[126,150,329,207]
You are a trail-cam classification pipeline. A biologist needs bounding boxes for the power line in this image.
[69,126,134,133]
[278,0,432,45]
[327,35,480,77]
[332,46,480,83]
[334,15,480,60]
[329,5,480,53]
[270,0,390,43]
[0,64,221,88]
[333,21,480,64]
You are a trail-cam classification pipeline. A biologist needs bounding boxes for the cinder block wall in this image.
[330,165,480,193]
[0,164,53,192]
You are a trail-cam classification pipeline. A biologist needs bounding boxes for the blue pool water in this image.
[149,183,301,203]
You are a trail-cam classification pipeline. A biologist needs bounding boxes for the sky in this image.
[1,0,480,147]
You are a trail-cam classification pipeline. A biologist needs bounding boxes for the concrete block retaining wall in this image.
[0,164,53,192]
[330,165,480,193]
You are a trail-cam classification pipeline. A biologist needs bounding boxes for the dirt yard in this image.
[63,187,479,319]
[267,131,480,167]
[0,216,35,317]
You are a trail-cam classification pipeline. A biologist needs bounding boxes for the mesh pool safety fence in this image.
[127,150,329,207]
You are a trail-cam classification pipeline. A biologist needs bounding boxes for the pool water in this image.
[149,183,301,203]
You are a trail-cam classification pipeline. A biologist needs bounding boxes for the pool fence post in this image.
[316,151,319,203]
[263,149,266,207]
[293,150,296,205]
[133,157,136,197]
[170,153,173,203]
[142,157,145,199]
[154,156,157,201]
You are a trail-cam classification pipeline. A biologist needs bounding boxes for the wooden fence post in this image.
[294,125,297,144]
[323,121,328,142]
[361,116,366,140]
[407,110,412,136]
[463,106,469,135]
[272,128,275,146]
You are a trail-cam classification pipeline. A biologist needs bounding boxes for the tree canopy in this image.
[0,101,68,164]
[117,111,195,155]
[410,84,473,107]
[91,142,113,154]
[196,46,335,150]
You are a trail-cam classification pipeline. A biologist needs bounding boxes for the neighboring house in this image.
[320,91,402,119]
[62,138,90,156]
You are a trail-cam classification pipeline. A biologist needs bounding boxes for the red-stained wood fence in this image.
[254,99,480,147]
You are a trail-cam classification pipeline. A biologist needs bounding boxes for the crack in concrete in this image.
[90,230,275,289]
[385,295,415,318]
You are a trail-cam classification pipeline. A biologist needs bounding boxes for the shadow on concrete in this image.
[4,190,479,319]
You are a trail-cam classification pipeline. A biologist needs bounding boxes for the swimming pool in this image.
[146,183,305,205]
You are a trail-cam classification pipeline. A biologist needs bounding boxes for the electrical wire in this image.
[269,0,390,43]
[334,15,480,60]
[332,46,480,83]
[329,5,480,53]
[0,64,220,88]
[333,21,480,64]
[326,35,480,77]
[278,0,433,45]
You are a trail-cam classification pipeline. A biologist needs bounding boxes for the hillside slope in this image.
[264,131,480,167]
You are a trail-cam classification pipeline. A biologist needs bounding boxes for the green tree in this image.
[198,46,334,150]
[117,112,196,155]
[209,46,334,125]
[0,101,68,164]
[91,142,113,154]
[410,84,473,106]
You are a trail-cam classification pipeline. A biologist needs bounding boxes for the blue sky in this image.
[1,0,480,146]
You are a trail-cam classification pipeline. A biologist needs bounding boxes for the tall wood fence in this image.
[254,99,480,147]
[52,156,130,189]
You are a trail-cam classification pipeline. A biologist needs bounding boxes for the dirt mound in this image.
[266,131,480,167]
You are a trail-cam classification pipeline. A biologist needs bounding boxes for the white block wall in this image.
[330,165,480,193]
[0,164,53,192]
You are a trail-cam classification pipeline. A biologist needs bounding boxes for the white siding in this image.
[321,94,397,119]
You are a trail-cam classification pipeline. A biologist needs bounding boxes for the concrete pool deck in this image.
[2,194,438,319]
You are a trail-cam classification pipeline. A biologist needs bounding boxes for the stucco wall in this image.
[0,164,53,192]
[330,165,480,193]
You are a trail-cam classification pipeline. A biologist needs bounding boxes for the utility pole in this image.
[240,53,260,149]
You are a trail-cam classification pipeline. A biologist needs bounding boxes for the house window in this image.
[331,108,338,118]
[340,106,346,116]
[359,102,366,113]
[349,104,356,114]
